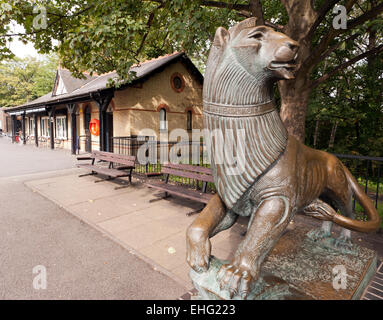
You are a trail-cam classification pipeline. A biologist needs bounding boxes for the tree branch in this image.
[249,0,264,24]
[265,21,284,32]
[200,1,249,11]
[303,1,383,70]
[0,5,95,38]
[310,44,383,89]
[347,2,383,30]
[315,32,360,63]
[135,3,164,57]
[307,0,342,40]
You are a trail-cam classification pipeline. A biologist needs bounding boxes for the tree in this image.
[0,54,58,108]
[305,27,383,157]
[1,1,382,141]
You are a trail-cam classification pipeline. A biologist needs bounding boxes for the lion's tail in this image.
[330,166,381,233]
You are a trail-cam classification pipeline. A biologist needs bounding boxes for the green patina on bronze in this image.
[190,227,377,300]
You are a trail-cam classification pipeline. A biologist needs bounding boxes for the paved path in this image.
[0,136,77,177]
[0,138,186,299]
[25,171,248,288]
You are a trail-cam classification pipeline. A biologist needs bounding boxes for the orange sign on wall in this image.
[89,119,99,136]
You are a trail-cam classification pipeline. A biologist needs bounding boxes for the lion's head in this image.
[212,18,299,81]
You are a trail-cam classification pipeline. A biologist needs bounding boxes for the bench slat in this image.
[92,151,136,166]
[162,167,214,183]
[76,155,93,161]
[147,182,213,204]
[163,163,212,175]
[77,164,130,177]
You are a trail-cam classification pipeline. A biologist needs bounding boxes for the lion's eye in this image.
[249,32,263,40]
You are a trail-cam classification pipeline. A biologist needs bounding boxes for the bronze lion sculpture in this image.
[186,18,380,299]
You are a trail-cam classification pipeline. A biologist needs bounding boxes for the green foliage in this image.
[0,0,241,82]
[0,0,382,155]
[304,0,383,156]
[0,54,58,108]
[354,201,383,229]
[306,44,383,156]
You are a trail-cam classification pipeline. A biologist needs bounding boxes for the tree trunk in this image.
[355,120,360,146]
[279,75,312,142]
[278,0,317,143]
[328,120,339,149]
[313,118,320,148]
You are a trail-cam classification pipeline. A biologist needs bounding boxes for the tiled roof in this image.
[55,69,98,94]
[4,52,201,111]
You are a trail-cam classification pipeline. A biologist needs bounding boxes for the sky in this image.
[7,23,40,58]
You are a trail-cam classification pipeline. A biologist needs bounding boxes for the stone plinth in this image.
[190,226,377,300]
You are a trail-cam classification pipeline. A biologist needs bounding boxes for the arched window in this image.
[160,108,167,131]
[187,110,192,131]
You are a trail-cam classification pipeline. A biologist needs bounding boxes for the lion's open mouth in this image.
[268,57,298,79]
[269,60,296,69]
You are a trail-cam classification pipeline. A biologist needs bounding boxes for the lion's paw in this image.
[307,228,331,242]
[334,235,353,253]
[217,263,254,299]
[186,229,211,273]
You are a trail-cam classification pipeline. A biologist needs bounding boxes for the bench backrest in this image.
[161,163,214,183]
[92,151,136,167]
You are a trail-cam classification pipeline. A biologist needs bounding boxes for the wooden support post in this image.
[34,113,39,147]
[67,103,77,155]
[91,91,113,152]
[21,112,26,145]
[99,107,105,152]
[11,115,16,143]
[48,107,56,150]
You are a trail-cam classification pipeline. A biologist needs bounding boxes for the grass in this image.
[356,177,383,195]
[354,201,383,229]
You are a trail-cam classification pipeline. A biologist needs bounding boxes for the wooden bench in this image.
[77,151,136,188]
[146,163,214,215]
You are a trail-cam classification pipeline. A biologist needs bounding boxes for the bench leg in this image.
[78,171,96,177]
[114,181,130,190]
[94,176,115,183]
[149,192,171,203]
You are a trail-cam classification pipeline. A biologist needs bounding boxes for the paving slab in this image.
[24,170,244,288]
[0,173,186,299]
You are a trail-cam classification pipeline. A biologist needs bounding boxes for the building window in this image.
[41,117,49,137]
[55,116,67,139]
[29,118,35,136]
[187,110,192,131]
[170,73,185,93]
[160,108,167,131]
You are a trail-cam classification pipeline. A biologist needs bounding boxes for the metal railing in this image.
[112,136,214,192]
[112,136,382,223]
[334,154,382,221]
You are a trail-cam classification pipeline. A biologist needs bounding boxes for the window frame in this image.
[187,110,193,131]
[159,108,168,131]
[29,117,35,136]
[55,116,68,140]
[170,72,185,93]
[41,117,50,137]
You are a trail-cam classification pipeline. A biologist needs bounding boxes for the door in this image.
[105,112,113,153]
[84,106,92,153]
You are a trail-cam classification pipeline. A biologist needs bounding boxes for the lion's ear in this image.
[229,17,258,38]
[213,27,230,47]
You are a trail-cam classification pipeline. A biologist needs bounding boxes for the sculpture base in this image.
[190,226,377,300]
